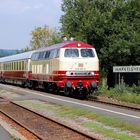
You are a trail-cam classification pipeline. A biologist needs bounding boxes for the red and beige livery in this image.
[0,41,99,98]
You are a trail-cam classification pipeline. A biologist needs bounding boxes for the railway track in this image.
[88,95,140,111]
[0,83,140,112]
[0,97,97,140]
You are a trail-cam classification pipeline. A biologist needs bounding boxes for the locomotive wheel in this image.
[53,87,59,94]
[0,77,2,83]
[64,87,72,96]
[52,83,59,94]
[21,80,27,88]
[80,88,88,99]
[27,80,33,89]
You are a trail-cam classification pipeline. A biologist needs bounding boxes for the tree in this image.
[60,0,140,86]
[30,26,61,50]
[21,46,31,52]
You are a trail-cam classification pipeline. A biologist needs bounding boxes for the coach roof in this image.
[0,51,34,62]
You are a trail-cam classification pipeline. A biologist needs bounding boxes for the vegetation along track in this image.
[88,95,140,111]
[0,97,97,140]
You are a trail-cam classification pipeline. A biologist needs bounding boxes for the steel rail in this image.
[88,95,140,111]
[0,99,42,140]
[1,83,139,111]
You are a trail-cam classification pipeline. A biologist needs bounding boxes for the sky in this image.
[0,0,63,50]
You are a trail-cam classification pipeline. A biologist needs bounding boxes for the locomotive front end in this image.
[57,42,99,98]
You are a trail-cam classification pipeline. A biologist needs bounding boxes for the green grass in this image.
[57,105,140,135]
[83,122,138,140]
[96,115,140,134]
[11,135,21,140]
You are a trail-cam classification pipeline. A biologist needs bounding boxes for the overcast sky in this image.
[0,0,63,50]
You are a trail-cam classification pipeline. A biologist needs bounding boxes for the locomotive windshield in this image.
[64,48,95,58]
[64,49,79,57]
[81,49,94,57]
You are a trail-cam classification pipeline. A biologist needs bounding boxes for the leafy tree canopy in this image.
[30,26,61,50]
[60,0,140,73]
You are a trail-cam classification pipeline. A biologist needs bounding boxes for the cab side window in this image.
[49,49,59,59]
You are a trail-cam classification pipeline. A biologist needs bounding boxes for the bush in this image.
[97,83,140,104]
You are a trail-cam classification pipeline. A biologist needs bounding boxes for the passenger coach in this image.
[0,41,99,98]
[0,51,34,86]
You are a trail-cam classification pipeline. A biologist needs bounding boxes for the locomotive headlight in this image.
[90,72,94,75]
[66,71,71,76]
[77,43,81,47]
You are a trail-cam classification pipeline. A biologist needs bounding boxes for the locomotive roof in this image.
[35,41,94,52]
[0,50,34,62]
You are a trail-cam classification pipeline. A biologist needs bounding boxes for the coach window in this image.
[38,51,45,60]
[7,63,9,70]
[15,62,17,70]
[22,61,24,70]
[18,62,20,70]
[6,63,7,70]
[5,63,7,70]
[7,63,8,70]
[49,50,55,59]
[64,49,79,57]
[7,63,10,70]
[81,49,95,57]
[19,61,21,70]
[3,64,5,70]
[31,52,39,60]
[17,61,19,70]
[24,61,26,70]
[21,61,24,70]
[6,63,8,70]
[11,63,13,70]
[6,64,8,70]
[9,63,11,70]
[4,64,6,70]
[5,63,8,70]
[13,62,14,70]
[11,62,13,70]
[9,63,10,70]
[14,62,16,70]
[44,51,50,59]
